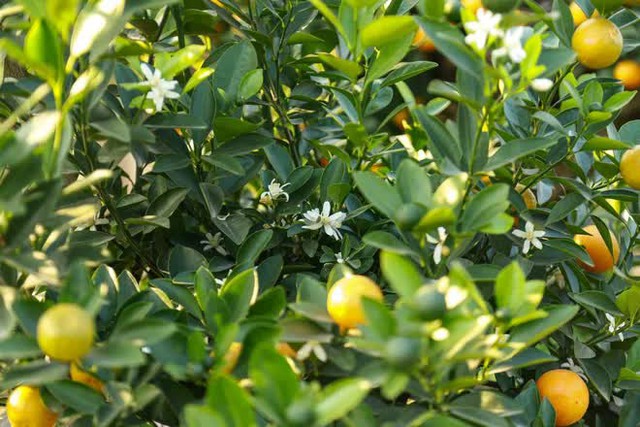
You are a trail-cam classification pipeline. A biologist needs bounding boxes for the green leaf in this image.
[156,45,206,79]
[380,61,438,88]
[145,114,207,129]
[489,348,557,374]
[366,33,415,83]
[70,0,126,59]
[545,192,585,225]
[85,342,146,368]
[0,360,68,388]
[238,69,263,101]
[484,138,558,170]
[264,144,295,181]
[396,159,432,206]
[354,171,402,218]
[581,136,632,151]
[380,251,422,297]
[205,375,257,427]
[460,184,510,232]
[184,405,226,426]
[362,231,413,255]
[495,262,526,313]
[220,269,258,323]
[416,17,483,78]
[237,230,273,266]
[150,278,201,318]
[571,291,623,316]
[360,16,417,48]
[249,344,299,420]
[0,335,41,360]
[110,319,178,346]
[315,378,371,426]
[510,305,579,346]
[24,20,63,83]
[213,41,258,105]
[317,54,362,81]
[604,91,636,112]
[414,107,462,169]
[46,380,104,414]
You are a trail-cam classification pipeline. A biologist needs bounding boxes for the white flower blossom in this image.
[512,221,545,254]
[140,63,180,112]
[531,78,554,92]
[426,227,448,264]
[260,179,290,205]
[464,9,503,51]
[493,26,527,63]
[335,252,345,264]
[560,358,589,382]
[296,340,327,362]
[302,201,346,240]
[200,232,228,255]
[605,313,626,342]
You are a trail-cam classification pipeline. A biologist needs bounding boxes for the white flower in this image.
[302,201,347,240]
[560,358,589,382]
[200,232,228,255]
[531,78,554,92]
[605,313,626,342]
[260,179,290,205]
[296,340,327,362]
[140,63,180,112]
[493,26,527,63]
[426,227,448,264]
[335,252,345,264]
[464,9,503,51]
[512,221,545,254]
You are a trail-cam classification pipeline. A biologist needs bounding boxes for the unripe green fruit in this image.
[412,286,447,321]
[385,337,421,368]
[394,203,426,230]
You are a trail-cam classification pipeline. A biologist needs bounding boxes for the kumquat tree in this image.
[1,0,640,425]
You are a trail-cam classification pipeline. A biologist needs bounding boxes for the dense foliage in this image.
[0,0,640,425]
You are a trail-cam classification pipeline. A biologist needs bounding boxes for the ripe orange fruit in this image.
[37,303,95,362]
[461,0,483,13]
[536,369,589,427]
[327,274,383,329]
[572,18,623,69]
[276,342,297,358]
[614,60,640,90]
[70,362,104,394]
[413,28,436,53]
[570,2,598,26]
[621,146,640,189]
[574,224,620,273]
[7,386,58,427]
[516,184,537,210]
[392,108,410,130]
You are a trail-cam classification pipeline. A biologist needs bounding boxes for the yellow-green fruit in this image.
[621,146,640,189]
[37,303,95,362]
[327,275,383,329]
[572,18,623,69]
[7,386,58,427]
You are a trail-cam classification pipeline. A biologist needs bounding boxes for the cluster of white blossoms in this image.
[464,9,553,91]
[260,179,290,206]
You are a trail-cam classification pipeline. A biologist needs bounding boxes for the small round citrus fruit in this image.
[614,60,640,90]
[574,224,620,273]
[37,303,95,362]
[327,275,383,329]
[621,146,640,189]
[572,18,623,69]
[461,0,483,13]
[413,28,436,53]
[70,362,104,394]
[536,369,589,427]
[385,337,421,368]
[412,286,446,321]
[7,386,58,427]
[482,0,521,12]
